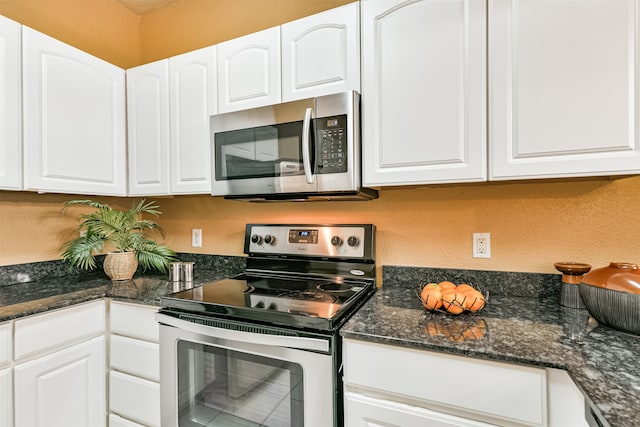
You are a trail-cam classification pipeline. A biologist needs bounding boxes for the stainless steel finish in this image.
[302,107,314,184]
[157,313,330,352]
[181,262,194,282]
[211,91,377,201]
[169,262,182,282]
[247,224,368,258]
[158,316,334,427]
[158,222,376,427]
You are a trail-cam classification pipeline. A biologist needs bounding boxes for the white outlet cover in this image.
[192,228,202,247]
[473,232,491,258]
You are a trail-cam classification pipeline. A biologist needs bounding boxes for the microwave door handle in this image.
[301,107,315,184]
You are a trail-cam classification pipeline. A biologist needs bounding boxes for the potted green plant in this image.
[61,199,177,280]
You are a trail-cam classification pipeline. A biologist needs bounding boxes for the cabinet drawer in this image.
[14,300,105,360]
[111,334,159,381]
[344,339,547,426]
[0,322,11,366]
[110,370,160,427]
[110,301,159,342]
[345,391,494,427]
[109,413,147,427]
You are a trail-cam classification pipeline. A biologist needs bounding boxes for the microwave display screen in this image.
[289,229,319,244]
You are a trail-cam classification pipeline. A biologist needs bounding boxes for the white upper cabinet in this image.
[169,46,216,194]
[217,27,281,113]
[281,2,360,102]
[361,0,487,187]
[22,26,127,196]
[0,15,22,191]
[489,0,640,180]
[127,59,171,196]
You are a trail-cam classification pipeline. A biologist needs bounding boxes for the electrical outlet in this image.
[192,228,202,248]
[473,233,491,258]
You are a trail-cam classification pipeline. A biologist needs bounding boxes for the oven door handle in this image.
[156,313,330,353]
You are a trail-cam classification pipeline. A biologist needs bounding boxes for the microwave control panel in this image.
[315,115,347,174]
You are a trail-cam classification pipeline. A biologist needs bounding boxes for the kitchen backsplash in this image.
[383,265,560,299]
[1,256,560,300]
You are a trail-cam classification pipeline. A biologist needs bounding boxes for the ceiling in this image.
[117,0,177,15]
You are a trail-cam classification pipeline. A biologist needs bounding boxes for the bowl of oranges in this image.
[417,281,487,314]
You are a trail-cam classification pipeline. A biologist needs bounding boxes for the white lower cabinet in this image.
[11,301,107,427]
[0,368,11,427]
[109,301,160,427]
[14,335,106,427]
[343,339,587,427]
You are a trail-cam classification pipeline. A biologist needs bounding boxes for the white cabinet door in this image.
[169,46,216,194]
[217,27,281,113]
[22,26,126,196]
[14,335,106,427]
[0,322,10,366]
[490,0,640,180]
[361,0,486,186]
[345,392,494,427]
[0,15,21,191]
[110,371,160,427]
[281,2,360,102]
[127,59,171,195]
[0,368,10,427]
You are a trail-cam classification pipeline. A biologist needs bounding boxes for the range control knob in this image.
[254,301,265,308]
[331,236,343,246]
[347,236,360,247]
[251,234,263,245]
[267,303,278,310]
[264,234,276,245]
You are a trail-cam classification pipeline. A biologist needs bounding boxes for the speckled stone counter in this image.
[0,254,246,322]
[341,266,640,427]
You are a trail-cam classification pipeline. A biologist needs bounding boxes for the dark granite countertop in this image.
[0,255,246,323]
[341,278,640,427]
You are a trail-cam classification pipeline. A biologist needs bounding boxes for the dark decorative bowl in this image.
[578,283,640,335]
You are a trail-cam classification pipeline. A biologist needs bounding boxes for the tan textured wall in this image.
[153,177,640,274]
[0,0,140,68]
[1,0,639,275]
[139,0,354,63]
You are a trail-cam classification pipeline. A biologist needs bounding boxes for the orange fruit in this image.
[456,284,475,293]
[420,287,443,310]
[438,281,456,291]
[463,289,486,312]
[441,289,465,314]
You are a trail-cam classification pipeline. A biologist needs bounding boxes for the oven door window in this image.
[177,340,304,427]
[214,122,306,181]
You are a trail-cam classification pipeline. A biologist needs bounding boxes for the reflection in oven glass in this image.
[177,341,304,426]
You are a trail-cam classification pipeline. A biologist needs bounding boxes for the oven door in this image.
[157,312,335,427]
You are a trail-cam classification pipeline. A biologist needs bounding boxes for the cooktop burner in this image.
[277,290,337,303]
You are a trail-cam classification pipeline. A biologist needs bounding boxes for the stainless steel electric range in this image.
[157,223,376,427]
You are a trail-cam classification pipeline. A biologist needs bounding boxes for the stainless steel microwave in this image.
[210,91,377,201]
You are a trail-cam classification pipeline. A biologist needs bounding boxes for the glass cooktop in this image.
[160,274,375,331]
